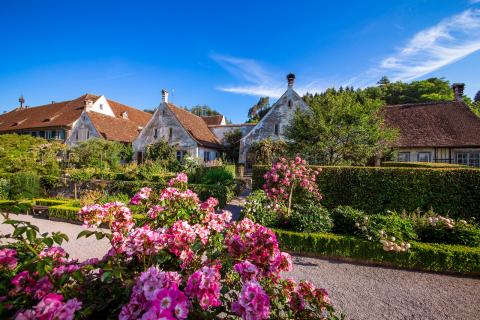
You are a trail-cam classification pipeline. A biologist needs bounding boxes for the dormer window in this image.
[121,111,128,119]
[274,124,280,135]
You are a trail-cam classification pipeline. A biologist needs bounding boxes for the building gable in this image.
[132,102,198,153]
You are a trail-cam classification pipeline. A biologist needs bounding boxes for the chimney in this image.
[287,73,295,88]
[84,99,94,110]
[19,95,25,109]
[162,89,169,103]
[452,83,465,101]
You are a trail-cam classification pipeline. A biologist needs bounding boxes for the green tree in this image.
[247,97,271,123]
[475,90,480,104]
[0,134,64,176]
[68,138,128,170]
[248,138,288,165]
[145,139,177,167]
[363,77,454,105]
[288,89,397,165]
[187,105,220,116]
[223,129,242,163]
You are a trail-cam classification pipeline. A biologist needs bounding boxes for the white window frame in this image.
[417,152,431,162]
[398,152,410,162]
[456,152,480,167]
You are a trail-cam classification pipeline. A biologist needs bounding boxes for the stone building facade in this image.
[239,74,309,167]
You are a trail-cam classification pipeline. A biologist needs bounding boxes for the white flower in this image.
[390,236,396,241]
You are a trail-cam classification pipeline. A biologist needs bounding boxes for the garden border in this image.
[274,229,480,275]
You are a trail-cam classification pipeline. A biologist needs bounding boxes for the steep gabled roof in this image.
[0,94,93,132]
[383,101,480,148]
[0,94,152,143]
[107,99,151,129]
[201,115,224,126]
[166,103,222,149]
[87,111,147,142]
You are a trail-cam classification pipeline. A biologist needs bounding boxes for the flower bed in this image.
[252,165,480,219]
[274,229,480,275]
[0,173,341,319]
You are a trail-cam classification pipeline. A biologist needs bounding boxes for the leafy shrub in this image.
[136,161,168,181]
[274,229,480,274]
[9,172,40,199]
[68,138,129,170]
[201,166,235,185]
[358,214,417,243]
[253,165,480,219]
[331,206,366,235]
[288,202,333,233]
[241,190,279,227]
[0,178,9,199]
[79,190,105,206]
[67,168,96,182]
[40,175,61,190]
[415,215,480,247]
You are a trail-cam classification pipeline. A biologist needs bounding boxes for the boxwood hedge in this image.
[253,165,480,219]
[48,205,81,223]
[274,229,480,275]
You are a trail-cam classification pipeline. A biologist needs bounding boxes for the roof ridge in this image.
[386,100,460,108]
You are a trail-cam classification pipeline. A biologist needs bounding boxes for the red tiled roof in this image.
[167,103,222,149]
[0,94,93,132]
[383,101,480,148]
[201,115,224,125]
[88,111,145,142]
[0,94,152,143]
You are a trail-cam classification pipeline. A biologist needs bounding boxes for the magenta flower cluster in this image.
[15,293,82,320]
[120,267,187,320]
[2,171,335,319]
[130,187,152,205]
[184,264,222,310]
[232,280,270,320]
[263,156,322,202]
[0,248,17,270]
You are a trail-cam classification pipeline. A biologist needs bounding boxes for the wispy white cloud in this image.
[470,0,480,4]
[376,8,480,82]
[213,9,480,96]
[211,53,326,98]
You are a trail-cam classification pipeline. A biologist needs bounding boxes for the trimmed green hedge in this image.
[189,184,232,208]
[48,205,81,222]
[34,198,73,206]
[253,165,480,219]
[274,229,480,275]
[382,161,468,168]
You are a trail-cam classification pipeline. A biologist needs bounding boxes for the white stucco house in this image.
[0,94,151,145]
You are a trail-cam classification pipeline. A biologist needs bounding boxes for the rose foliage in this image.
[0,173,342,319]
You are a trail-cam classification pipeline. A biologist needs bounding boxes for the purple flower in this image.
[0,248,17,270]
[232,281,270,320]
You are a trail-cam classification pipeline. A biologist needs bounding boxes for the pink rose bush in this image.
[0,171,339,319]
[263,156,322,215]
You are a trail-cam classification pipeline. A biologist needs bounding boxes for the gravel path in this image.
[2,214,479,319]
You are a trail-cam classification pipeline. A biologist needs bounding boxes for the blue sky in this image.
[1,0,480,123]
